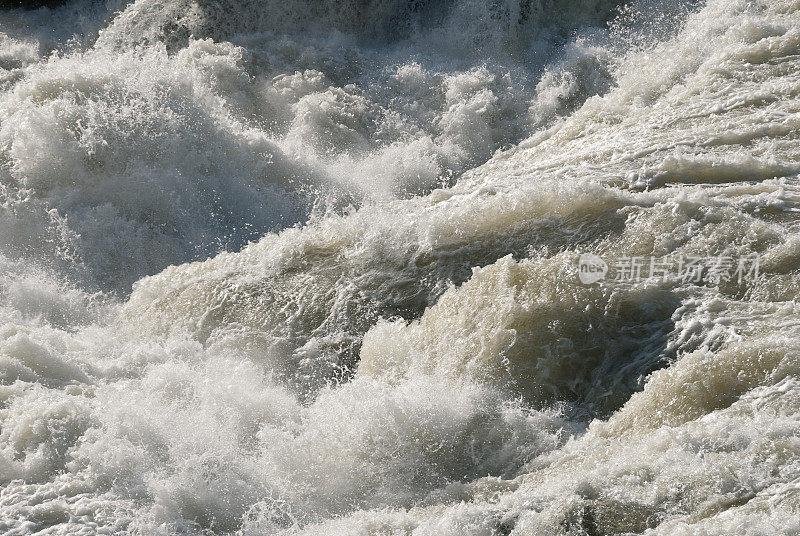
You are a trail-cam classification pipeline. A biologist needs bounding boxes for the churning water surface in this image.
[1,0,800,534]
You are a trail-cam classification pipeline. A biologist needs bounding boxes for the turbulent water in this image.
[0,0,799,534]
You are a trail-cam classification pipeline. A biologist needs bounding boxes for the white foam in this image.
[1,0,800,533]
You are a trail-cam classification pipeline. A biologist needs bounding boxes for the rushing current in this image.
[0,0,799,534]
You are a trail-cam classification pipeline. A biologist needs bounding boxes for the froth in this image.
[2,0,800,533]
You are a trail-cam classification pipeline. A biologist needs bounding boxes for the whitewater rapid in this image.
[1,0,799,534]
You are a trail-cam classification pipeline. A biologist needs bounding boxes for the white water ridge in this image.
[1,0,800,534]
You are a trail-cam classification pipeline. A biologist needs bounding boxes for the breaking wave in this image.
[1,0,799,534]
